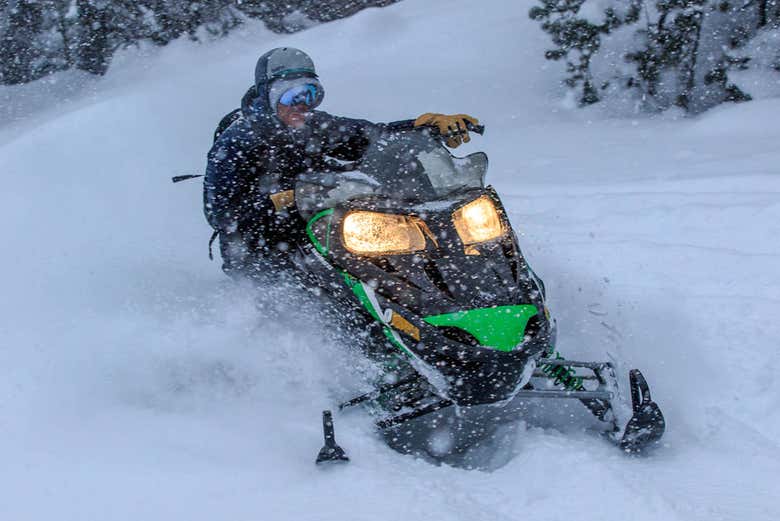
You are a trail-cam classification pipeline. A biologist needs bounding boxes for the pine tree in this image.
[529,0,641,105]
[529,0,604,105]
[653,0,709,110]
[33,1,78,76]
[625,1,753,112]
[0,0,44,84]
[76,0,110,75]
[51,0,76,69]
[0,0,400,85]
[531,0,769,113]
[751,0,780,27]
[145,0,240,43]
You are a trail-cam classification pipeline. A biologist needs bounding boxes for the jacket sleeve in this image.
[203,123,260,232]
[312,112,415,161]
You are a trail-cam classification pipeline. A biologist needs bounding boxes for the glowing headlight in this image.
[453,196,504,245]
[342,211,426,255]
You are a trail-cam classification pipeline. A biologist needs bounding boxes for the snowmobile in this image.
[269,124,665,463]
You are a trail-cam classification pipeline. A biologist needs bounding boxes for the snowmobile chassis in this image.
[245,122,667,463]
[317,356,665,464]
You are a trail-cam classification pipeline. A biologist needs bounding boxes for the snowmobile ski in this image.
[315,410,349,465]
[336,357,665,454]
[618,369,666,452]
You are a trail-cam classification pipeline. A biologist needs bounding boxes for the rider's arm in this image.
[309,112,414,161]
[310,111,479,159]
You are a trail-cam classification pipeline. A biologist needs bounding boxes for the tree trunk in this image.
[56,3,73,67]
[758,0,768,27]
[77,0,111,76]
[0,1,43,84]
[677,9,704,112]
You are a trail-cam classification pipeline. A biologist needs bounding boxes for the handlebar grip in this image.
[420,121,485,139]
[466,122,485,135]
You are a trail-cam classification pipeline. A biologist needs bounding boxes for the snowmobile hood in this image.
[303,186,549,321]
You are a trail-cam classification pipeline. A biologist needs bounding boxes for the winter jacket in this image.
[203,85,413,233]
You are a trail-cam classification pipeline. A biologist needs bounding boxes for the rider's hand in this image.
[414,113,479,148]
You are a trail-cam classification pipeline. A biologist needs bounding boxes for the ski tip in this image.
[619,369,666,454]
[315,445,350,465]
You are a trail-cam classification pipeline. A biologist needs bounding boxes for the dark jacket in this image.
[204,85,413,233]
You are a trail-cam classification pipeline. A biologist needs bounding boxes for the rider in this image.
[204,47,478,278]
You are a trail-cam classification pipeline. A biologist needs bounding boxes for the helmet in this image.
[255,47,318,89]
[254,47,323,113]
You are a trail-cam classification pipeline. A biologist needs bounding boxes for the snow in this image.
[2,0,780,520]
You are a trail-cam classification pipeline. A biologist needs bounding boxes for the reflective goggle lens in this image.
[278,84,321,107]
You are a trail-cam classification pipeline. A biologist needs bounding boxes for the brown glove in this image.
[414,113,479,148]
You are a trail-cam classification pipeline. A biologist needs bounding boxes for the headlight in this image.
[342,211,426,255]
[452,195,504,245]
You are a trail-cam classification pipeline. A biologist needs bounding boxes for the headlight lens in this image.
[342,211,426,255]
[453,195,504,245]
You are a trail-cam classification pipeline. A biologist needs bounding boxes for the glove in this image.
[414,113,479,148]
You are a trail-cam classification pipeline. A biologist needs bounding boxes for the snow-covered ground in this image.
[2,1,779,519]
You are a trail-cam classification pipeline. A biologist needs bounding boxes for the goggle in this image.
[278,83,322,108]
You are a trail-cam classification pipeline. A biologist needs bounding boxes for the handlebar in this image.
[424,120,485,140]
[465,122,485,135]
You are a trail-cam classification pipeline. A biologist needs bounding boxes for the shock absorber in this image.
[541,352,585,391]
[541,351,615,423]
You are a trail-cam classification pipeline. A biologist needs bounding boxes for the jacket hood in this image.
[241,85,265,117]
[240,84,280,129]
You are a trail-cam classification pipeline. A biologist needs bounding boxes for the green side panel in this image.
[341,272,381,322]
[306,208,334,256]
[342,272,412,357]
[382,327,413,357]
[423,305,538,352]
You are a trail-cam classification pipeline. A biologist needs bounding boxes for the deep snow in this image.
[1,1,779,520]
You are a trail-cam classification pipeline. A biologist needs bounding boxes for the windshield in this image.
[295,131,488,217]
